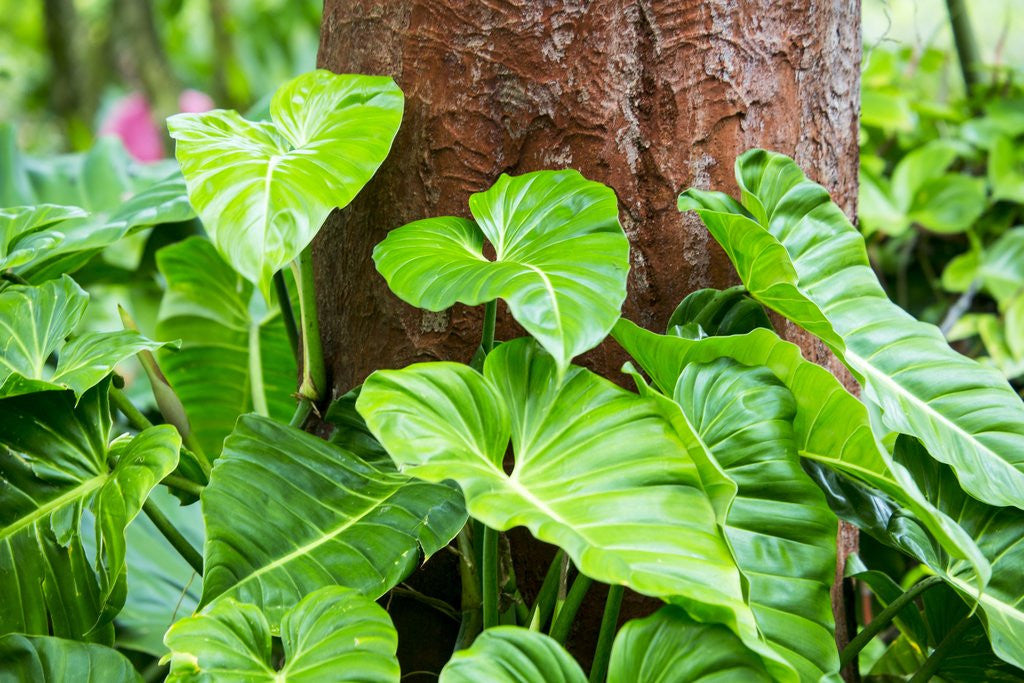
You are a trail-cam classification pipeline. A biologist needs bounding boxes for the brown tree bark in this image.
[316,1,861,678]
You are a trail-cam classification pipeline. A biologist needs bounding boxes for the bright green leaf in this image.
[0,634,141,682]
[358,338,796,681]
[666,287,772,339]
[672,359,839,680]
[156,237,297,456]
[440,627,585,683]
[168,70,403,298]
[611,320,990,591]
[164,586,399,682]
[990,136,1024,204]
[607,606,772,683]
[979,227,1024,307]
[199,414,465,624]
[679,149,1024,509]
[0,276,165,398]
[372,170,629,376]
[0,204,84,271]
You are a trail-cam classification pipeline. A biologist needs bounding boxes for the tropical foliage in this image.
[1,66,1023,683]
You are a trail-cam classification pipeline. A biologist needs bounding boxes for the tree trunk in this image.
[316,0,860,678]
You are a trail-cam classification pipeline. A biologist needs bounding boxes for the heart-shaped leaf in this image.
[666,286,773,339]
[168,69,403,298]
[0,634,141,682]
[199,414,465,624]
[0,276,166,398]
[358,338,795,681]
[163,586,399,682]
[607,606,772,683]
[372,170,629,376]
[679,149,1024,509]
[156,237,297,456]
[0,381,180,639]
[440,627,585,683]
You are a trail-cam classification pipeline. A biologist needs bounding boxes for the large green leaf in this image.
[0,276,165,398]
[666,286,772,339]
[358,338,795,681]
[0,634,141,682]
[0,205,84,271]
[168,69,403,298]
[611,321,990,589]
[163,586,399,682]
[979,227,1024,307]
[156,237,297,456]
[372,170,629,376]
[0,381,179,639]
[199,414,465,624]
[671,359,839,680]
[2,136,194,280]
[440,627,585,683]
[607,605,772,683]
[679,149,1024,509]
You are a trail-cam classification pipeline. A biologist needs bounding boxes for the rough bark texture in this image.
[316,0,860,677]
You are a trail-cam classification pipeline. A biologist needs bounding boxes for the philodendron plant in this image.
[1,70,1023,683]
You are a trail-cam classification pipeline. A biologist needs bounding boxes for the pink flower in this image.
[98,89,214,162]
[99,93,163,162]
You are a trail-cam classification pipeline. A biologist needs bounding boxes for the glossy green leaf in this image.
[168,70,403,298]
[0,381,179,639]
[199,414,465,624]
[358,338,795,681]
[666,287,772,339]
[672,359,839,680]
[440,627,584,683]
[0,634,141,682]
[372,170,629,376]
[163,586,399,682]
[611,320,989,588]
[324,386,391,468]
[0,205,84,271]
[0,276,165,398]
[607,606,772,683]
[679,149,1024,509]
[156,237,297,456]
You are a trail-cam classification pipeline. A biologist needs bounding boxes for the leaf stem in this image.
[482,525,499,629]
[161,474,204,498]
[1,270,29,286]
[110,386,153,430]
[945,0,982,99]
[481,299,497,353]
[550,570,593,644]
[293,246,326,403]
[909,614,972,682]
[454,526,483,650]
[289,399,313,428]
[273,269,300,364]
[142,498,203,575]
[589,585,624,682]
[528,549,565,631]
[840,575,944,667]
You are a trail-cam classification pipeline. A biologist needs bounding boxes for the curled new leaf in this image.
[372,170,629,376]
[168,70,403,298]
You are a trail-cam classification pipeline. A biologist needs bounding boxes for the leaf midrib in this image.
[0,473,106,540]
